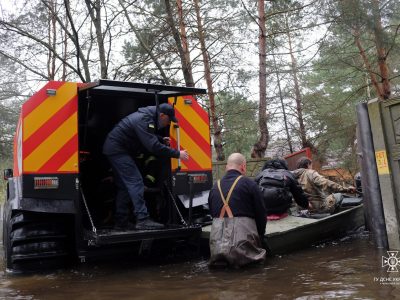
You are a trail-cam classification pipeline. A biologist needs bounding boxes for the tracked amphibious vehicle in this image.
[2,80,212,271]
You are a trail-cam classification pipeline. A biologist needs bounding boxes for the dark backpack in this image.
[257,169,293,214]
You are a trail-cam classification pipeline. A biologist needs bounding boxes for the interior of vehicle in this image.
[77,82,176,230]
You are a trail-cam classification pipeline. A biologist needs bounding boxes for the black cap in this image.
[263,158,288,170]
[159,103,178,123]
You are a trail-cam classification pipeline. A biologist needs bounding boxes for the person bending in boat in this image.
[208,153,267,268]
[255,158,310,220]
[293,157,356,214]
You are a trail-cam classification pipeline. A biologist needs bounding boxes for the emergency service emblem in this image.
[382,251,400,272]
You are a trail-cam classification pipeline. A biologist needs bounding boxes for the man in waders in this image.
[208,153,267,267]
[103,103,189,230]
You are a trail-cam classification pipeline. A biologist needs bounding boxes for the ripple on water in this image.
[0,234,398,299]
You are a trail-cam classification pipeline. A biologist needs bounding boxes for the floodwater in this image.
[0,232,400,300]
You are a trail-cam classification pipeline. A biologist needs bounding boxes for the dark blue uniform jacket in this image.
[208,170,267,237]
[103,106,180,158]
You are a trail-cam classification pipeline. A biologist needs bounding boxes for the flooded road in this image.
[1,232,399,300]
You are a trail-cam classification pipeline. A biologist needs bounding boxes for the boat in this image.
[201,198,364,255]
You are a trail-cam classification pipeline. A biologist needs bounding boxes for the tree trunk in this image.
[286,14,307,149]
[193,0,225,161]
[119,0,169,84]
[273,52,293,153]
[62,14,68,81]
[251,0,269,159]
[176,0,194,87]
[164,0,194,87]
[63,0,91,82]
[353,28,383,98]
[47,0,56,80]
[371,0,391,100]
[85,0,107,79]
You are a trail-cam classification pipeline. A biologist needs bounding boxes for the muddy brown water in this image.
[1,232,400,300]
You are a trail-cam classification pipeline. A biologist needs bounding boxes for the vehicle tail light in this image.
[191,174,208,184]
[34,177,59,189]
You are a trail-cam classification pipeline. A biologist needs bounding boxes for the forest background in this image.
[0,0,399,185]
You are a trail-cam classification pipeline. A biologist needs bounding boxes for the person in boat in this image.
[208,153,267,268]
[254,158,310,220]
[293,157,356,214]
[103,103,189,231]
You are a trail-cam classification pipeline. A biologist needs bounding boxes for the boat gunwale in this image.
[265,204,363,237]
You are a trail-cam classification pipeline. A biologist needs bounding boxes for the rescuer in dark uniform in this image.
[103,103,189,230]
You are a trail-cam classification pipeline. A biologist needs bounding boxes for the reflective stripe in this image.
[169,95,211,172]
[145,174,156,183]
[21,81,78,174]
[144,156,157,166]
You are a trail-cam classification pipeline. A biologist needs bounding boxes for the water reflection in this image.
[1,232,400,300]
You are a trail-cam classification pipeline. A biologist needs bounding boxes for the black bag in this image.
[258,169,292,214]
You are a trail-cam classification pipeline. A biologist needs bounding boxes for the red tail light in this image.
[34,177,59,189]
[191,174,208,184]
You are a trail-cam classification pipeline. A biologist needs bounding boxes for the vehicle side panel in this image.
[21,81,79,174]
[168,95,213,194]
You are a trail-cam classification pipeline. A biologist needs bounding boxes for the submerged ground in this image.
[1,231,399,299]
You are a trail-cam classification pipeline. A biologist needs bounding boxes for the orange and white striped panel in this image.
[21,81,78,174]
[169,96,211,171]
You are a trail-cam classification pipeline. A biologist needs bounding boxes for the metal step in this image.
[84,224,202,246]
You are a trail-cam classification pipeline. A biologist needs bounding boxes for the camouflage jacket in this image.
[292,168,350,204]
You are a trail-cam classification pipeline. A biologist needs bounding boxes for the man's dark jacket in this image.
[255,168,309,214]
[103,106,179,158]
[208,170,267,237]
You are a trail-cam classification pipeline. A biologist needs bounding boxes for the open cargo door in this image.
[168,95,212,215]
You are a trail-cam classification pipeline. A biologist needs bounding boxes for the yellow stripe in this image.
[24,112,77,171]
[180,128,211,169]
[58,151,78,172]
[170,96,209,142]
[23,82,77,141]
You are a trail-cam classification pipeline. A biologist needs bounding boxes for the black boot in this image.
[114,221,136,231]
[135,217,165,230]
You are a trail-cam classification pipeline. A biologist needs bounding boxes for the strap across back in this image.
[217,175,243,218]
